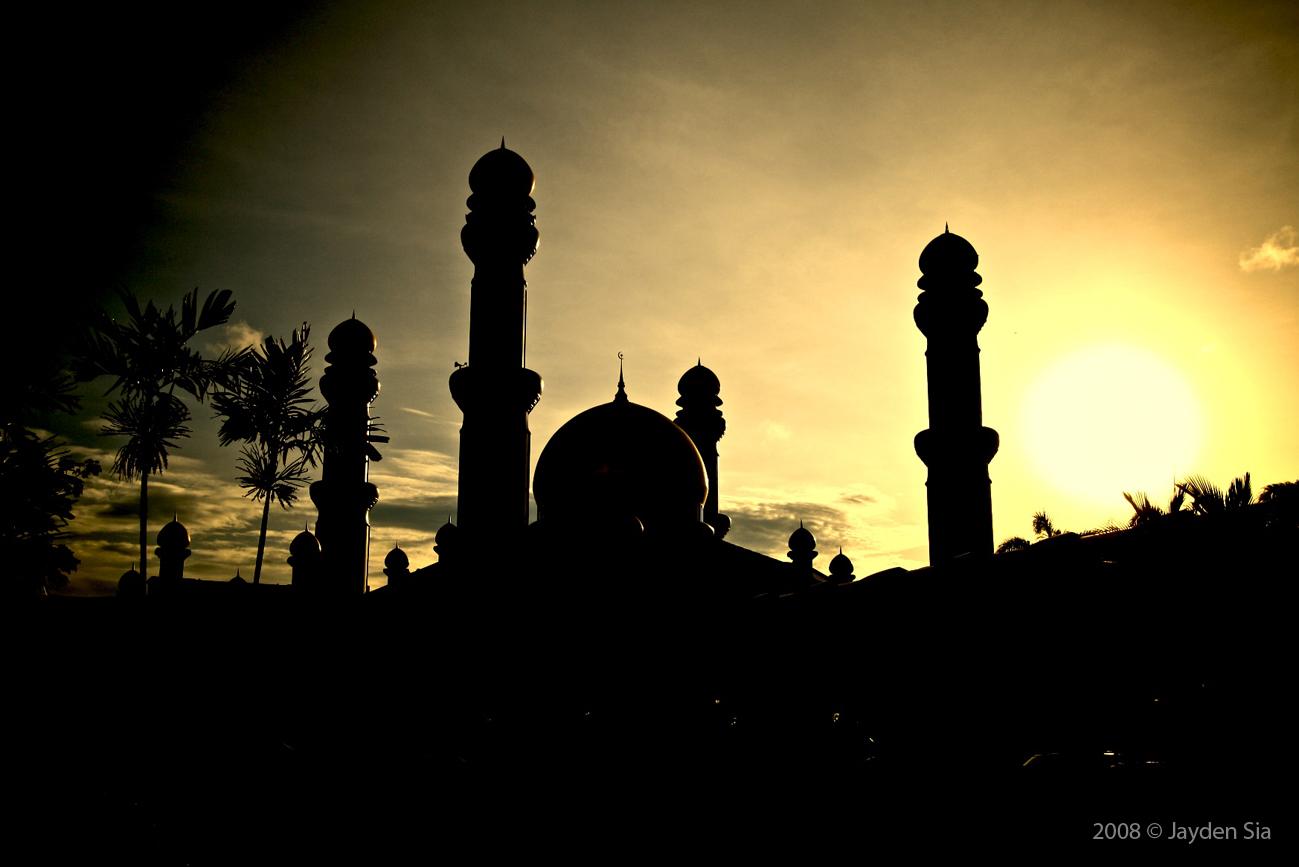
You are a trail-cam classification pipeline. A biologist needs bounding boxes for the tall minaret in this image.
[676,361,728,537]
[449,142,543,548]
[912,227,999,564]
[309,317,382,594]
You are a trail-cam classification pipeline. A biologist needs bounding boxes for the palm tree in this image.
[1121,487,1186,528]
[1031,511,1062,539]
[77,288,241,573]
[996,536,1031,554]
[1177,472,1253,516]
[212,324,321,584]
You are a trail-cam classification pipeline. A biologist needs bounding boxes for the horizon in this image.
[25,0,1298,593]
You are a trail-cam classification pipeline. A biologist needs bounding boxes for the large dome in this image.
[534,392,708,532]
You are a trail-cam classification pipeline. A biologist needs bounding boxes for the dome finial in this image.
[615,352,628,403]
[500,136,506,149]
[945,221,949,234]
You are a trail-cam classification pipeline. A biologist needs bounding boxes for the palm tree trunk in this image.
[254,495,271,585]
[139,470,149,585]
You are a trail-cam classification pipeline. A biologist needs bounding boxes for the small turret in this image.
[787,521,817,571]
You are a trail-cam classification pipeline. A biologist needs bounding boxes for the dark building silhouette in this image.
[913,227,999,564]
[309,317,382,594]
[676,360,729,538]
[449,141,543,554]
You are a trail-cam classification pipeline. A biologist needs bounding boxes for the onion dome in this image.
[677,360,721,403]
[290,527,321,558]
[384,545,409,572]
[534,377,708,532]
[788,521,816,556]
[918,225,982,291]
[157,517,190,550]
[434,520,459,550]
[468,140,536,198]
[828,548,855,582]
[116,565,144,597]
[327,315,377,356]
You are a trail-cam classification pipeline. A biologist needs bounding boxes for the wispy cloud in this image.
[1239,225,1299,272]
[204,320,266,355]
[722,484,924,577]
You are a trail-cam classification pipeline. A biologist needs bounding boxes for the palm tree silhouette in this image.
[212,324,321,584]
[1121,486,1186,528]
[1177,472,1253,516]
[1031,511,1062,539]
[77,288,241,575]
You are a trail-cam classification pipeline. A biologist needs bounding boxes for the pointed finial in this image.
[304,521,309,532]
[235,568,241,577]
[615,352,627,402]
[697,356,701,367]
[800,520,804,529]
[944,222,949,234]
[351,310,356,320]
[173,512,177,523]
[500,136,506,149]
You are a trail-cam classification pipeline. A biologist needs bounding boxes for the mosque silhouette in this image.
[21,145,1288,853]
[122,143,1001,600]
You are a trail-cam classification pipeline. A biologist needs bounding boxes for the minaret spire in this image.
[450,143,543,549]
[309,316,383,594]
[912,229,999,564]
[615,352,627,403]
[676,359,727,537]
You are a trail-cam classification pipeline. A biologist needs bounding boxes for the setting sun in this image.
[1019,344,1204,508]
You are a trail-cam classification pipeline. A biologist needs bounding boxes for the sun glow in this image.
[1019,344,1204,507]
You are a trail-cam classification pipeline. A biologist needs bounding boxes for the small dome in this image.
[290,528,320,558]
[468,142,535,198]
[384,545,409,571]
[157,518,190,549]
[534,388,708,532]
[435,521,459,549]
[117,567,144,597]
[788,522,816,553]
[918,227,981,290]
[328,316,377,355]
[230,570,247,584]
[677,361,721,398]
[829,548,854,580]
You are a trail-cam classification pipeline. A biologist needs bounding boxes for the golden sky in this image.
[58,0,1298,592]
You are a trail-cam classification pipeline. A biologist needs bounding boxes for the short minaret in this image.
[288,526,322,589]
[449,141,543,551]
[383,545,410,590]
[433,520,460,570]
[827,548,855,584]
[309,317,382,595]
[912,227,1000,564]
[787,521,817,571]
[676,360,728,537]
[116,563,144,598]
[152,516,190,594]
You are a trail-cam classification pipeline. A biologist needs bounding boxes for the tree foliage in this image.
[212,323,321,582]
[0,368,100,595]
[76,287,242,573]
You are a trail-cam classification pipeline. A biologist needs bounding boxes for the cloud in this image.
[1239,225,1299,272]
[204,320,266,355]
[720,484,925,577]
